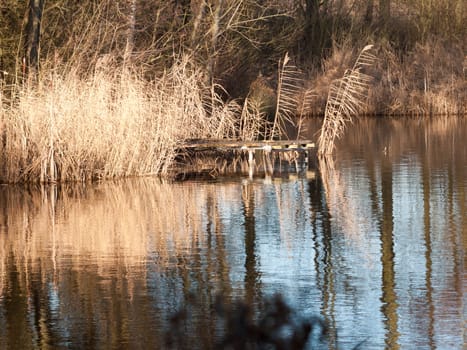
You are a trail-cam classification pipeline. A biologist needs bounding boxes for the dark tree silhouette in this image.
[24,0,44,76]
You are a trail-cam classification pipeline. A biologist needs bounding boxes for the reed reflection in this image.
[0,180,240,349]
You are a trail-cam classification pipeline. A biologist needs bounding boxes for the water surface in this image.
[0,117,465,349]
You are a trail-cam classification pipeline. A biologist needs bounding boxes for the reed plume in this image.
[318,45,376,155]
[270,52,308,140]
[241,52,312,141]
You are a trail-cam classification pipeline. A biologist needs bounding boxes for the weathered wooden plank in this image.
[182,139,315,150]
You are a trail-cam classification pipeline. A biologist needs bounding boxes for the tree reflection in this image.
[307,164,337,348]
[422,135,435,347]
[241,182,262,306]
[379,153,400,349]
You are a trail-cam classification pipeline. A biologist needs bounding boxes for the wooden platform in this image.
[177,139,316,179]
[183,139,315,151]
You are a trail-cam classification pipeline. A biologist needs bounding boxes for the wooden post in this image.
[248,149,254,178]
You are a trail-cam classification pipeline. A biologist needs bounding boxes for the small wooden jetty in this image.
[176,139,316,179]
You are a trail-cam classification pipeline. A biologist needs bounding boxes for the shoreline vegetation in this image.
[1,1,465,183]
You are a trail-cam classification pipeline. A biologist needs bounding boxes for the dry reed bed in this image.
[0,57,240,183]
[309,38,466,117]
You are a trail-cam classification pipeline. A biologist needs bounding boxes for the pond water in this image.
[0,117,465,349]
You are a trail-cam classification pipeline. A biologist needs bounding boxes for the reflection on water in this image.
[0,117,465,349]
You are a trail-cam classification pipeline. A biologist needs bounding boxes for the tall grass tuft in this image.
[270,52,305,140]
[239,96,268,141]
[241,53,312,141]
[317,45,376,155]
[0,57,239,183]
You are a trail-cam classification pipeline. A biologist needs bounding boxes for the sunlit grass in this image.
[0,57,241,183]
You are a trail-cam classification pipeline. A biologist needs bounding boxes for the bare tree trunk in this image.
[304,0,322,59]
[207,0,223,85]
[364,0,374,25]
[24,0,44,77]
[190,0,207,49]
[124,0,137,61]
[379,0,390,24]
